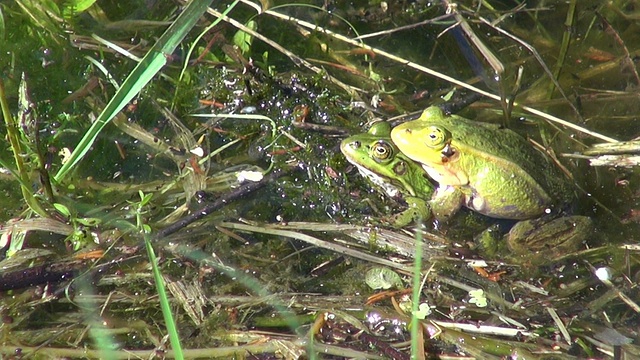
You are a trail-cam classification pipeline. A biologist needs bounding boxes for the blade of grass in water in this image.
[410,225,425,359]
[145,232,184,360]
[54,0,215,182]
[0,77,47,217]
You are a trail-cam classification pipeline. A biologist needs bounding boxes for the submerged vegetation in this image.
[1,0,640,358]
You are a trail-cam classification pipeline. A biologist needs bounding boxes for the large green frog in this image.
[389,106,592,257]
[390,106,574,222]
[340,122,434,227]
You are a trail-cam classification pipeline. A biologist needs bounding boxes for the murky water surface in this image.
[1,1,640,358]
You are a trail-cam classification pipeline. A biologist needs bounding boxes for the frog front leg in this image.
[429,185,465,222]
[384,196,431,227]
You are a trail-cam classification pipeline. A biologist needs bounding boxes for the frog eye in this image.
[424,126,449,149]
[372,141,394,161]
[368,122,391,136]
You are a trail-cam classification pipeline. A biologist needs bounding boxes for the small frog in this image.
[340,122,434,227]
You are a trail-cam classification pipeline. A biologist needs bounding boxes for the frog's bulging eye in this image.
[372,141,394,161]
[425,126,449,149]
[368,121,391,136]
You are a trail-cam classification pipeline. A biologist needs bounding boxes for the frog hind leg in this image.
[505,215,592,255]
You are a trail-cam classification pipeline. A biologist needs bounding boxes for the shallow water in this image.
[1,0,640,358]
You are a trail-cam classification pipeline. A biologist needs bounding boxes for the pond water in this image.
[1,0,640,358]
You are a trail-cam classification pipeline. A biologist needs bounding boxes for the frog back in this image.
[438,113,574,211]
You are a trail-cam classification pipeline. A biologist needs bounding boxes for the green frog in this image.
[389,106,591,255]
[340,122,434,227]
[390,106,573,221]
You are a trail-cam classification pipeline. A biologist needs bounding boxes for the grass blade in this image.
[145,233,184,360]
[54,0,214,182]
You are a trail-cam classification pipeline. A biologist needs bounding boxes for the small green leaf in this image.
[414,302,432,319]
[53,203,71,217]
[70,229,91,251]
[62,0,97,18]
[442,88,456,101]
[369,69,382,83]
[138,190,153,206]
[233,20,256,55]
[365,267,403,290]
[76,217,102,227]
[468,289,488,308]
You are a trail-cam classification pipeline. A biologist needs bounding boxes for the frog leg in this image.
[505,215,592,255]
[384,196,431,227]
[429,185,465,222]
[474,222,509,258]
